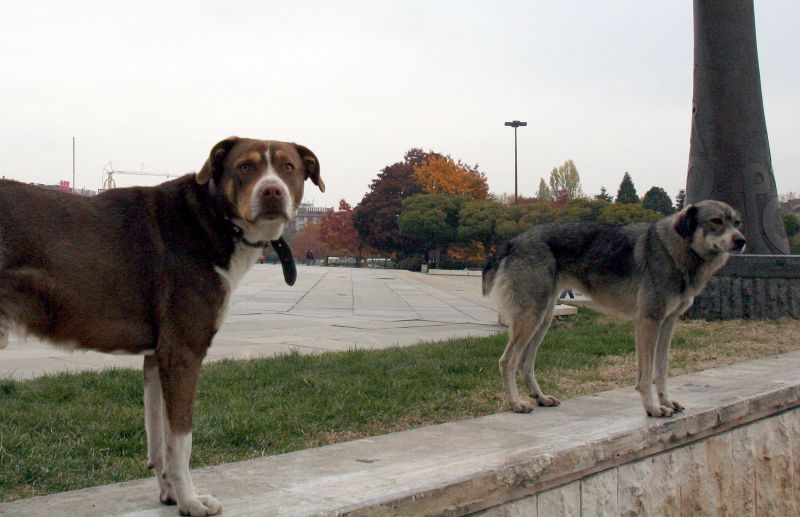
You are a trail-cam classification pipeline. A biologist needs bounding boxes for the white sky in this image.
[1,1,798,207]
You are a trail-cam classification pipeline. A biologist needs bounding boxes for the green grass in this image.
[1,308,794,502]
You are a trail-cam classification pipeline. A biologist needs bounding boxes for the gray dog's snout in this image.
[733,235,747,251]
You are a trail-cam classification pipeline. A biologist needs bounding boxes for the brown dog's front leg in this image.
[158,351,222,516]
[144,355,175,505]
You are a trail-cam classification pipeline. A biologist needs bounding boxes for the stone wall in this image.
[476,408,799,516]
[686,254,800,319]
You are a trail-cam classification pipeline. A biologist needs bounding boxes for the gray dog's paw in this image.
[645,405,675,417]
[511,400,533,413]
[178,494,222,517]
[534,394,560,407]
[663,399,685,412]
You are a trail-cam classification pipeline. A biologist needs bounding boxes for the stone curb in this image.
[2,352,800,516]
[428,269,483,277]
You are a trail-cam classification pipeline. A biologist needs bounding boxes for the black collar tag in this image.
[271,237,297,286]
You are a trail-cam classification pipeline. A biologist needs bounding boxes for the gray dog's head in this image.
[673,200,746,256]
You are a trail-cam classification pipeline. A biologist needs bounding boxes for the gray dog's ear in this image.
[294,143,325,193]
[197,137,240,185]
[674,204,698,240]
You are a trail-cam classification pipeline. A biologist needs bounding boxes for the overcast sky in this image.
[1,1,798,207]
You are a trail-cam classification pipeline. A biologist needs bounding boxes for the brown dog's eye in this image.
[239,163,254,174]
[284,163,295,172]
[711,218,723,225]
[733,220,741,228]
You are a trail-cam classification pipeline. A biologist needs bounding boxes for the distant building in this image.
[286,202,330,234]
[28,181,96,196]
[74,188,97,196]
[782,199,800,217]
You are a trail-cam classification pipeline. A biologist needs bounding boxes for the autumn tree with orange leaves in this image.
[413,155,489,200]
[287,222,329,261]
[319,200,375,264]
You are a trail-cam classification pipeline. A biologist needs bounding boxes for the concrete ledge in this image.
[498,304,577,326]
[428,268,483,277]
[3,353,800,516]
[557,298,593,308]
[551,304,577,317]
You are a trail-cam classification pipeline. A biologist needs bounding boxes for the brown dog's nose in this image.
[261,185,283,199]
[260,184,287,217]
[733,235,746,250]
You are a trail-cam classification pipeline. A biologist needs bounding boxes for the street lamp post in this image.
[504,120,527,204]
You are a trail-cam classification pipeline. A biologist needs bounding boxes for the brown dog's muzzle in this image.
[260,183,288,220]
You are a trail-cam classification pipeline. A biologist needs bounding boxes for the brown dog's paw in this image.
[158,473,176,505]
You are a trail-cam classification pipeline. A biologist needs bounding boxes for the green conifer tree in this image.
[616,172,639,204]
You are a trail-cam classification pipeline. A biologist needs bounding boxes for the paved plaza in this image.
[1,266,512,380]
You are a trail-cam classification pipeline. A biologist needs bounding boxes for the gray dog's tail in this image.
[482,242,511,296]
[481,259,497,296]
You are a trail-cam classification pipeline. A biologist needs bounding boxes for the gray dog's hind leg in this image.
[520,300,560,407]
[499,313,541,413]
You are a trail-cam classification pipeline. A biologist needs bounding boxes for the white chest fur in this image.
[214,244,263,329]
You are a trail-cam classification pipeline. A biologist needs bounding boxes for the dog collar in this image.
[228,221,270,249]
[227,220,297,286]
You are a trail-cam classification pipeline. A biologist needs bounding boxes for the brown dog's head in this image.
[196,137,325,240]
[673,200,746,256]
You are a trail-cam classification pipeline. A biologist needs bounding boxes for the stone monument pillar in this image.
[685,0,799,320]
[686,0,789,254]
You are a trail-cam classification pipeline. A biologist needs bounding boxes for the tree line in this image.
[286,149,691,269]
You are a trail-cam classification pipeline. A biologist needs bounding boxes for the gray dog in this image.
[483,201,745,417]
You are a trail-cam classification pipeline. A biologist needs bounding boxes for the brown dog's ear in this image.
[674,204,698,240]
[294,143,325,193]
[197,137,240,185]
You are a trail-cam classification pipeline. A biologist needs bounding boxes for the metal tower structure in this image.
[101,162,179,190]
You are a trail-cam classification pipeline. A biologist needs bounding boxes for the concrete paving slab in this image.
[1,266,522,380]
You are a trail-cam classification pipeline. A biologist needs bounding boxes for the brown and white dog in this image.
[0,137,324,516]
